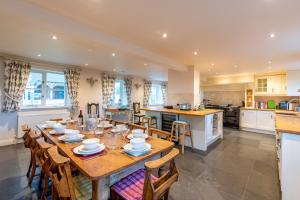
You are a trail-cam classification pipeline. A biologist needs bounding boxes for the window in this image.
[22,70,67,108]
[149,83,163,105]
[113,80,128,106]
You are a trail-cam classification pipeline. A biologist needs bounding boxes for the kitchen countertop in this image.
[141,107,223,116]
[276,115,300,135]
[241,107,300,115]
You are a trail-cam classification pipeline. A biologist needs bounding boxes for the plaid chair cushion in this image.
[111,169,157,200]
[73,174,92,200]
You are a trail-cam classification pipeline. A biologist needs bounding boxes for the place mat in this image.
[72,148,108,160]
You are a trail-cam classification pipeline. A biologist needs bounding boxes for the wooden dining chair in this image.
[28,131,41,185]
[47,146,92,200]
[128,123,147,133]
[35,137,54,200]
[111,148,179,200]
[149,128,172,141]
[21,124,31,148]
[113,120,129,126]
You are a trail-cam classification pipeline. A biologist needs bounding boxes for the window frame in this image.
[113,79,128,107]
[149,83,164,106]
[21,69,68,109]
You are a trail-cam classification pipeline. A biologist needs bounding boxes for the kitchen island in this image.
[141,107,223,151]
[275,115,300,200]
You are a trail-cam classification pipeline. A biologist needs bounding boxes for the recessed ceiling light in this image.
[162,33,168,38]
[234,65,238,68]
[113,68,116,72]
[269,33,275,38]
[52,35,57,40]
[211,63,215,66]
[88,49,93,52]
[37,54,41,57]
[112,53,116,57]
[215,72,219,75]
[194,51,198,56]
[144,63,148,66]
[268,60,272,65]
[85,63,89,66]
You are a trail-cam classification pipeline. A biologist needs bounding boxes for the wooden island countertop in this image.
[276,115,300,135]
[141,107,223,116]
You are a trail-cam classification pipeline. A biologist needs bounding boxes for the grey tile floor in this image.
[0,128,280,200]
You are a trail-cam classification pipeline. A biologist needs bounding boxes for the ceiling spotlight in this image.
[268,60,272,65]
[112,53,116,57]
[194,51,198,56]
[113,68,117,72]
[234,65,238,68]
[37,54,41,57]
[269,33,275,38]
[85,63,89,66]
[52,35,57,40]
[144,63,148,66]
[211,63,215,66]
[162,33,168,38]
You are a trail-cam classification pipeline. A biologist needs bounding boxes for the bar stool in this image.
[141,116,158,128]
[171,121,194,154]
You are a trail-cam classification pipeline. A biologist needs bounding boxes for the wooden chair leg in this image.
[28,154,37,186]
[190,130,194,149]
[51,184,58,200]
[26,155,32,177]
[181,126,186,154]
[42,173,49,200]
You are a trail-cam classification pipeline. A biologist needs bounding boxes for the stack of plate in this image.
[58,129,83,143]
[73,138,105,155]
[123,138,151,157]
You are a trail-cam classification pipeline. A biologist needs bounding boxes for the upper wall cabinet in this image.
[287,70,300,96]
[255,74,286,96]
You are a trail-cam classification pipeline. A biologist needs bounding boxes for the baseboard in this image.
[240,127,275,135]
[0,138,16,146]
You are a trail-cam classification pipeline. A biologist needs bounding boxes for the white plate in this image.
[97,124,113,128]
[73,144,105,155]
[58,134,84,143]
[127,134,149,140]
[123,143,151,153]
[78,144,105,153]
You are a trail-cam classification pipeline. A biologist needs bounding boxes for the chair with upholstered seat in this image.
[47,146,92,200]
[111,148,179,200]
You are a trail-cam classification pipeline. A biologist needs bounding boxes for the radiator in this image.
[17,109,70,138]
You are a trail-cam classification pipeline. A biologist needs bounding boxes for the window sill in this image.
[20,106,69,112]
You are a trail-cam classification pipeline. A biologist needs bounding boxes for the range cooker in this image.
[205,104,240,129]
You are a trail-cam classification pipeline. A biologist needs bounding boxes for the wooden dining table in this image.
[36,124,174,200]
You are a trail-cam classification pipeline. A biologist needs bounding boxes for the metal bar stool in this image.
[170,121,194,154]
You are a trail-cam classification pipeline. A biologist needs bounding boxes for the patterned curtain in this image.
[2,60,31,112]
[65,68,81,118]
[143,80,152,107]
[124,77,133,108]
[102,73,116,108]
[161,82,168,105]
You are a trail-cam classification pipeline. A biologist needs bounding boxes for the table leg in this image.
[92,177,110,200]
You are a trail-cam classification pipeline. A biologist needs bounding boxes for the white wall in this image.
[0,58,144,146]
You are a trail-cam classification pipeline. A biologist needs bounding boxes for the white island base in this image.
[144,109,223,151]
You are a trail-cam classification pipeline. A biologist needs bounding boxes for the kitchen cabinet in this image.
[240,109,275,134]
[287,70,300,96]
[255,74,286,96]
[240,110,256,128]
[256,111,275,131]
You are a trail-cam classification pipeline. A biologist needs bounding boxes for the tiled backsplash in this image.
[204,91,244,106]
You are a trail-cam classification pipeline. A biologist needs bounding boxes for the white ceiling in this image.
[1,0,300,80]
